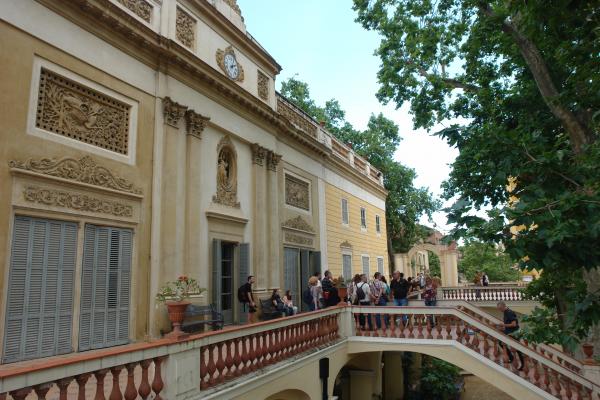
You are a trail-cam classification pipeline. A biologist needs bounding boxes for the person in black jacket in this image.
[497,301,524,370]
[321,270,339,307]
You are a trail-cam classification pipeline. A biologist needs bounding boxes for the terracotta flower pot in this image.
[582,343,596,365]
[165,300,190,340]
[338,287,348,305]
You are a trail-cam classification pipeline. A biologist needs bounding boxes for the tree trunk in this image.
[388,234,396,272]
[583,269,600,359]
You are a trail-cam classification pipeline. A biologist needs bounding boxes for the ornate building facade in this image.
[0,0,387,364]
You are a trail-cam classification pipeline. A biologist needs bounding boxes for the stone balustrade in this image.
[1,305,596,399]
[350,306,598,399]
[441,286,525,301]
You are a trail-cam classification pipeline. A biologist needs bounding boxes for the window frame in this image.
[360,207,367,230]
[375,214,381,234]
[341,198,349,226]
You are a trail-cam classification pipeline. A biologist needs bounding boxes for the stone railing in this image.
[276,96,319,139]
[2,305,596,399]
[350,306,599,399]
[441,286,525,301]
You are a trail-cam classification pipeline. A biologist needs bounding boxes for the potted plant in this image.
[156,275,205,339]
[333,275,348,305]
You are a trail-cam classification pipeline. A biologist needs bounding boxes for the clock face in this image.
[223,53,239,80]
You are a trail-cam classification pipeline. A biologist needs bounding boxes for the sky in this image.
[237,0,459,232]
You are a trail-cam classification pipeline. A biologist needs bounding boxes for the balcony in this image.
[1,304,597,399]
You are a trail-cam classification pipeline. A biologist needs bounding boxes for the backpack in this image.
[356,283,366,302]
[303,286,313,305]
[237,285,248,303]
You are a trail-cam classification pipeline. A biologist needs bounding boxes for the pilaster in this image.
[251,143,268,291]
[266,150,282,289]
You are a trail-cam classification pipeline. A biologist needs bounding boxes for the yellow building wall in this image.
[325,183,388,279]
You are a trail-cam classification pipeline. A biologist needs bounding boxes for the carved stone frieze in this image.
[257,70,269,101]
[277,97,318,138]
[223,0,242,15]
[284,232,313,247]
[176,6,196,48]
[9,156,142,195]
[282,216,314,233]
[163,97,188,127]
[266,151,281,172]
[35,68,131,155]
[185,109,210,138]
[285,174,310,211]
[116,0,152,22]
[213,136,240,208]
[251,143,267,166]
[23,186,133,217]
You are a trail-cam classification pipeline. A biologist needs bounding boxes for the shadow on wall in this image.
[264,389,311,400]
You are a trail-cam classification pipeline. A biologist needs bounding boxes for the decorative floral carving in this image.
[284,232,313,247]
[9,156,142,195]
[257,70,269,101]
[185,109,210,138]
[223,0,242,15]
[251,143,267,166]
[266,151,281,172]
[277,97,318,138]
[340,240,353,248]
[282,216,314,233]
[216,46,245,82]
[285,174,310,211]
[23,186,133,217]
[176,6,196,49]
[213,136,239,208]
[116,0,152,22]
[35,68,131,155]
[162,97,187,127]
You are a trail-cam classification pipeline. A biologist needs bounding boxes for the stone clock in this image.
[216,46,244,82]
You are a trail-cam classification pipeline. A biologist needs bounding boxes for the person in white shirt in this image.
[353,274,372,330]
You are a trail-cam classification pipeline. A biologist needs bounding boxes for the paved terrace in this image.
[0,301,597,400]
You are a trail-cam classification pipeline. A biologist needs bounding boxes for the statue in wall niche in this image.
[213,136,240,208]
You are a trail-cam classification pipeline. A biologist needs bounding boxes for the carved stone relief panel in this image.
[285,173,310,211]
[213,136,239,208]
[257,70,269,101]
[9,156,142,195]
[115,0,153,22]
[284,232,314,248]
[282,216,314,233]
[176,6,196,49]
[35,68,131,155]
[23,186,133,217]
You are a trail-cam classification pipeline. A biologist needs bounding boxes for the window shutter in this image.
[311,251,321,277]
[342,254,352,281]
[79,225,131,351]
[212,239,222,311]
[377,258,384,274]
[300,249,310,288]
[341,199,349,224]
[238,243,249,323]
[3,217,77,364]
[284,248,299,307]
[362,256,370,276]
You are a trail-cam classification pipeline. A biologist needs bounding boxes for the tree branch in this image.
[408,60,482,92]
[522,145,582,188]
[479,2,594,154]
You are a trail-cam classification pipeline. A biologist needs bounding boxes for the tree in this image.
[280,76,440,260]
[353,0,600,349]
[427,250,441,278]
[418,356,461,400]
[458,241,520,283]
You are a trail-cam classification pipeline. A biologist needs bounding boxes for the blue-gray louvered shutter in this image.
[342,254,352,281]
[284,248,299,306]
[79,226,131,351]
[238,243,249,323]
[3,217,77,364]
[212,239,222,311]
[300,250,310,289]
[311,251,321,276]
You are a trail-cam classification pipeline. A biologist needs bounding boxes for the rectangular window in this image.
[341,198,349,225]
[360,207,367,229]
[342,254,352,281]
[361,255,370,276]
[3,217,78,364]
[376,215,381,233]
[377,257,384,274]
[79,225,132,351]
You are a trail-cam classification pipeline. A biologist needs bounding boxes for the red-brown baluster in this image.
[445,316,452,340]
[94,369,109,400]
[34,383,52,400]
[9,389,32,400]
[109,365,124,400]
[138,360,152,399]
[388,313,396,338]
[531,359,541,388]
[263,331,272,366]
[520,355,530,379]
[481,332,490,358]
[124,363,138,400]
[398,315,406,338]
[250,334,259,371]
[426,318,433,339]
[562,378,573,400]
[224,340,234,380]
[274,329,283,362]
[434,316,443,340]
[471,327,480,351]
[200,347,209,389]
[233,338,243,377]
[152,356,166,400]
[550,369,562,396]
[0,393,6,400]
[77,373,91,400]
[541,364,551,393]
[207,344,217,386]
[407,315,415,338]
[241,336,251,374]
[57,377,73,400]
[572,382,584,399]
[216,342,226,383]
